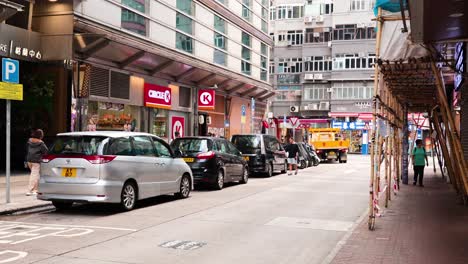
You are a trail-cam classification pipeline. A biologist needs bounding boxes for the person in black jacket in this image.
[26,129,48,196]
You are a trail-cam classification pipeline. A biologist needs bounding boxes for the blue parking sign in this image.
[2,58,19,84]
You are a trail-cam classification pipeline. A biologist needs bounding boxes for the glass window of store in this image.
[86,102,142,132]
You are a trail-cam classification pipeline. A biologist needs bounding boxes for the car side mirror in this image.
[174,150,183,158]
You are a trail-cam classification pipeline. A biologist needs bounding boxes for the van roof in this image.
[57,131,159,138]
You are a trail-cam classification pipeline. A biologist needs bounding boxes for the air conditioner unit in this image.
[367,22,375,28]
[357,23,366,28]
[313,32,320,37]
[308,103,319,110]
[304,16,313,23]
[323,27,331,32]
[327,41,332,48]
[319,102,330,110]
[290,105,299,112]
[305,57,312,61]
[294,90,302,96]
[314,73,323,80]
[316,16,324,23]
[304,73,314,80]
[327,88,333,93]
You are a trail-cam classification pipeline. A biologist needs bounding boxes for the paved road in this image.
[0,155,370,264]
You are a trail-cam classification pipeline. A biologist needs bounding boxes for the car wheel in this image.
[52,201,73,210]
[214,170,224,190]
[300,160,307,169]
[265,163,273,177]
[240,166,249,184]
[175,174,191,199]
[281,162,287,173]
[121,181,137,211]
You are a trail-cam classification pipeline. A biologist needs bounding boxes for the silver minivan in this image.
[38,132,193,211]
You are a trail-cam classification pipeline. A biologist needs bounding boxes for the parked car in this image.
[170,137,248,190]
[296,143,310,169]
[305,144,320,166]
[298,142,314,168]
[231,134,287,177]
[38,132,193,211]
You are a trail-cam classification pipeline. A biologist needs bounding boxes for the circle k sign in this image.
[198,89,215,110]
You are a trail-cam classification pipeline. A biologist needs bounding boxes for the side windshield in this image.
[231,135,261,154]
[49,136,106,155]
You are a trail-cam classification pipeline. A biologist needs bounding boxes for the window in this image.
[333,54,376,70]
[275,90,300,101]
[50,136,105,155]
[132,136,155,156]
[179,86,191,107]
[216,140,228,153]
[261,70,267,81]
[262,7,268,19]
[269,62,275,74]
[107,138,133,156]
[304,56,332,72]
[216,0,227,5]
[261,43,268,56]
[242,61,251,75]
[305,28,331,43]
[214,49,227,66]
[277,30,303,45]
[350,0,367,11]
[270,7,277,20]
[176,32,193,53]
[277,5,303,20]
[261,56,267,69]
[321,3,334,14]
[176,13,193,34]
[177,0,194,15]
[214,15,226,33]
[304,86,329,100]
[153,139,172,157]
[242,47,251,61]
[214,33,226,49]
[277,74,301,84]
[242,32,251,47]
[262,20,268,33]
[278,58,303,73]
[242,0,252,22]
[333,24,376,41]
[121,0,147,36]
[332,82,373,100]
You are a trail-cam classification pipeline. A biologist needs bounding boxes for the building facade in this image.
[269,0,376,152]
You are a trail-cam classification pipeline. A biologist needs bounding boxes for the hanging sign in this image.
[171,116,185,139]
[0,58,22,101]
[144,83,171,109]
[198,89,215,110]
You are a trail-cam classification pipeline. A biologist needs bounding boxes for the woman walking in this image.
[412,139,428,187]
[26,129,48,195]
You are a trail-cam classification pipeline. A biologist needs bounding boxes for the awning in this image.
[329,112,360,118]
[299,119,329,124]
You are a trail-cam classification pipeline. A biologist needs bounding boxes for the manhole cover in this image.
[159,240,206,250]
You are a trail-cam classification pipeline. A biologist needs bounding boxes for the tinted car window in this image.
[171,138,211,154]
[226,141,241,156]
[266,136,280,152]
[132,136,155,157]
[154,139,172,158]
[50,136,106,155]
[107,138,133,156]
[216,140,228,154]
[231,135,261,154]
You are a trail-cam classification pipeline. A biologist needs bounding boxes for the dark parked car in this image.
[296,143,310,169]
[298,142,314,168]
[170,137,248,190]
[304,144,320,166]
[231,134,287,177]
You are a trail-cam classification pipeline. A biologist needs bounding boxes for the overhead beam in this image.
[119,51,146,68]
[196,73,216,85]
[147,61,174,76]
[254,90,269,99]
[80,38,110,59]
[227,83,246,94]
[240,86,258,97]
[217,79,232,89]
[176,67,198,82]
[258,91,275,101]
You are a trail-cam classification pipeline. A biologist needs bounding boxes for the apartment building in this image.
[73,0,273,138]
[269,0,376,152]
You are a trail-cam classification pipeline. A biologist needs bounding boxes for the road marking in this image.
[0,250,27,263]
[344,169,357,174]
[0,221,137,232]
[265,217,354,232]
[0,224,94,245]
[159,240,206,250]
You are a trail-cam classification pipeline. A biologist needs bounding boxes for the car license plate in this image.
[61,168,77,178]
[243,156,250,161]
[183,158,194,163]
[329,152,335,156]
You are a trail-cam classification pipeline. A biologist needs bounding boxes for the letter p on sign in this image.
[2,58,19,84]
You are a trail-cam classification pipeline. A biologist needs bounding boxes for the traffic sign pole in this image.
[6,100,11,203]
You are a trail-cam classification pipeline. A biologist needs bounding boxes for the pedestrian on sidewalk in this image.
[284,137,299,175]
[412,139,428,187]
[26,129,48,196]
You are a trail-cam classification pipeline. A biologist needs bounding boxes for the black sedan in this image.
[170,137,248,190]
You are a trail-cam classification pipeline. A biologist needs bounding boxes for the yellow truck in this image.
[308,128,350,163]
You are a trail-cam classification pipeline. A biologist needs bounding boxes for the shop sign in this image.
[198,89,215,110]
[171,116,185,139]
[144,83,171,109]
[0,24,43,61]
[332,121,366,130]
[241,105,246,124]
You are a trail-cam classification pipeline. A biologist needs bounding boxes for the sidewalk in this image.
[331,170,468,264]
[0,173,51,215]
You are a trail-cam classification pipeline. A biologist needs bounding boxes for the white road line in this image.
[344,169,357,174]
[0,221,137,232]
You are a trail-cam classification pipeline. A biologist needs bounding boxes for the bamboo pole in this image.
[431,62,468,198]
[369,7,384,231]
[430,117,446,181]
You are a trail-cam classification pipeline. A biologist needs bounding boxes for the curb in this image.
[0,203,53,216]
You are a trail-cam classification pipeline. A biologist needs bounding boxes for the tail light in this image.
[84,155,116,164]
[316,150,322,154]
[340,149,348,153]
[42,154,56,163]
[197,151,215,160]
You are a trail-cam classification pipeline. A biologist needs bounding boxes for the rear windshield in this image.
[49,136,107,155]
[231,135,261,154]
[171,139,211,154]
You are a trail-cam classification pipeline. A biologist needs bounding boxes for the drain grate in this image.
[159,240,206,250]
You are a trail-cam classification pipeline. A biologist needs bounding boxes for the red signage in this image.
[198,89,215,110]
[172,116,185,139]
[144,83,171,109]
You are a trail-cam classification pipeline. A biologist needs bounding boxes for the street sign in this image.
[2,58,19,83]
[241,105,246,124]
[290,117,299,127]
[171,116,185,139]
[0,82,23,101]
